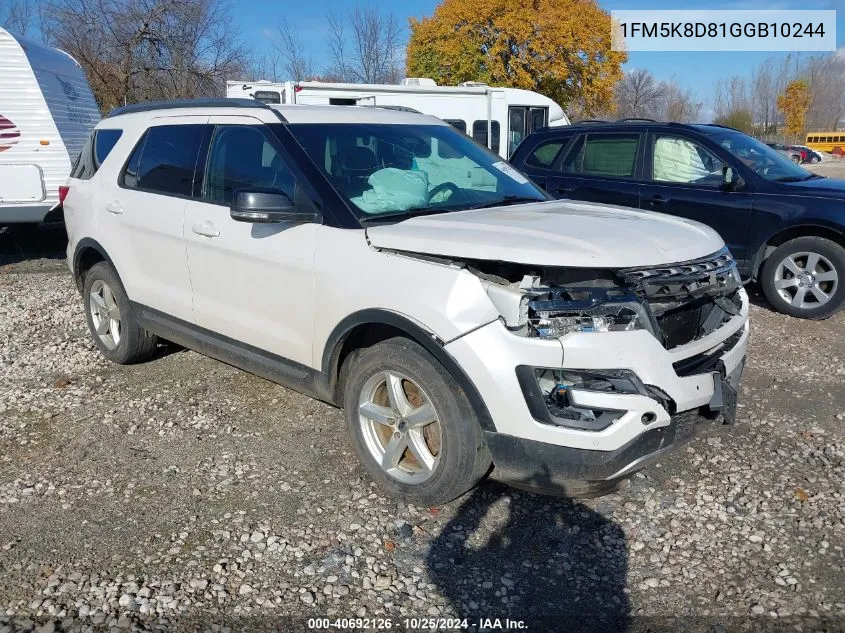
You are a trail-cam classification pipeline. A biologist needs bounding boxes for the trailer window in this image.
[443,120,466,133]
[472,121,500,154]
[253,91,281,104]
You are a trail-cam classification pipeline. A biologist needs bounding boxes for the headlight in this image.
[528,287,654,338]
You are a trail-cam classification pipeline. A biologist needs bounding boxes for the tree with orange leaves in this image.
[777,80,811,140]
[406,0,626,116]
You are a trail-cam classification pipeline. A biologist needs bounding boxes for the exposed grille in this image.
[619,249,743,349]
[673,328,744,377]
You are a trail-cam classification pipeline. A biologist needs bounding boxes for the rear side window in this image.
[71,129,123,179]
[122,125,205,196]
[94,130,123,167]
[525,139,567,168]
[472,120,501,154]
[562,133,640,178]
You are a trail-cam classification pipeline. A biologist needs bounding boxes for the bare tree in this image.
[250,49,284,83]
[326,6,401,84]
[42,0,249,111]
[614,69,666,119]
[273,19,314,82]
[0,0,34,35]
[661,80,702,123]
[802,54,845,132]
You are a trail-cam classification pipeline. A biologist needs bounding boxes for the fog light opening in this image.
[641,412,657,425]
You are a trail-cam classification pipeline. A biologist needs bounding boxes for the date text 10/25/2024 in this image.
[307,617,528,630]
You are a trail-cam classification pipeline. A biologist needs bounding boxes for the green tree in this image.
[406,0,626,116]
[713,109,755,134]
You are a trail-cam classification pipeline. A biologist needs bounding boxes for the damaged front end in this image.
[473,247,743,349]
[466,248,744,427]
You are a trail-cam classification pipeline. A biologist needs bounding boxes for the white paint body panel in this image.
[64,102,750,468]
[0,27,99,222]
[367,200,726,268]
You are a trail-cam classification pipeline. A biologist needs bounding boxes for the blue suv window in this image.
[563,133,640,178]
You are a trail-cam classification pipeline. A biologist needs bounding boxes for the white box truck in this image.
[0,27,100,227]
[226,78,570,159]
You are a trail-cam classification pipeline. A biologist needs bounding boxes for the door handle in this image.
[105,201,124,215]
[192,222,220,238]
[553,186,574,196]
[649,195,668,206]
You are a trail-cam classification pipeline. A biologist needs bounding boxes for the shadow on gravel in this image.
[427,473,629,633]
[0,224,68,268]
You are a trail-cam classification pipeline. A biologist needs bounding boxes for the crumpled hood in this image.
[365,200,725,268]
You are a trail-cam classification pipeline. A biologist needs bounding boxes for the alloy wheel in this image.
[357,370,442,484]
[89,279,122,350]
[773,251,839,309]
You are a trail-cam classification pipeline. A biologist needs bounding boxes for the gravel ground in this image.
[0,227,843,633]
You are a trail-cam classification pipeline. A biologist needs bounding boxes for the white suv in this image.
[64,99,749,505]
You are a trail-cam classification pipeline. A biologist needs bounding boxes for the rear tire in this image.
[83,262,158,364]
[342,337,491,505]
[761,237,845,319]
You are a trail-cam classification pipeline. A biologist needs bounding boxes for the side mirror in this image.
[230,189,318,224]
[722,165,741,190]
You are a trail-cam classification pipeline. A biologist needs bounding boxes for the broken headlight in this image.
[528,287,655,338]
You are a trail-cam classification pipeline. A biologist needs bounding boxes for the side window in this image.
[253,90,281,104]
[123,125,205,196]
[562,133,640,178]
[122,131,147,189]
[94,129,123,167]
[204,125,296,206]
[525,139,567,168]
[71,129,123,179]
[472,120,501,154]
[443,119,466,134]
[652,135,725,187]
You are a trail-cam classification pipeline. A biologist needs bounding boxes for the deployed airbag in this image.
[352,168,430,213]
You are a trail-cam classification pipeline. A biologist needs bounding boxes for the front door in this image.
[639,132,753,266]
[183,115,319,366]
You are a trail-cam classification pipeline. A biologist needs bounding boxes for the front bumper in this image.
[444,288,749,482]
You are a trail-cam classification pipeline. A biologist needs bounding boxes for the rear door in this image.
[106,117,207,322]
[639,131,753,265]
[543,131,643,208]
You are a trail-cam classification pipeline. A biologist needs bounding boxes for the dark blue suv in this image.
[510,120,845,319]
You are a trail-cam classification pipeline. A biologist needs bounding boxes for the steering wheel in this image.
[429,182,461,203]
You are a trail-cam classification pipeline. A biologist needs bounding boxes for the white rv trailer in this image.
[0,27,100,225]
[226,79,569,159]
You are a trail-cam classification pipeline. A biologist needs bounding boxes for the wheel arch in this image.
[751,223,845,281]
[72,238,113,293]
[321,309,496,432]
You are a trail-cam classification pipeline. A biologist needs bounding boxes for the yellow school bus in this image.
[805,132,845,154]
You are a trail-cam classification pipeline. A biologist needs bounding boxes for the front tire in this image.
[761,237,845,319]
[342,337,491,505]
[83,262,158,363]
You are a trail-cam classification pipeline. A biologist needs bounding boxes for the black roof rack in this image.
[105,98,270,119]
[615,117,658,123]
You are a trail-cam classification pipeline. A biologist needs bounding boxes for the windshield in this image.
[710,132,812,182]
[286,123,548,219]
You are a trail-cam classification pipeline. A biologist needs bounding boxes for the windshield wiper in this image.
[469,195,545,210]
